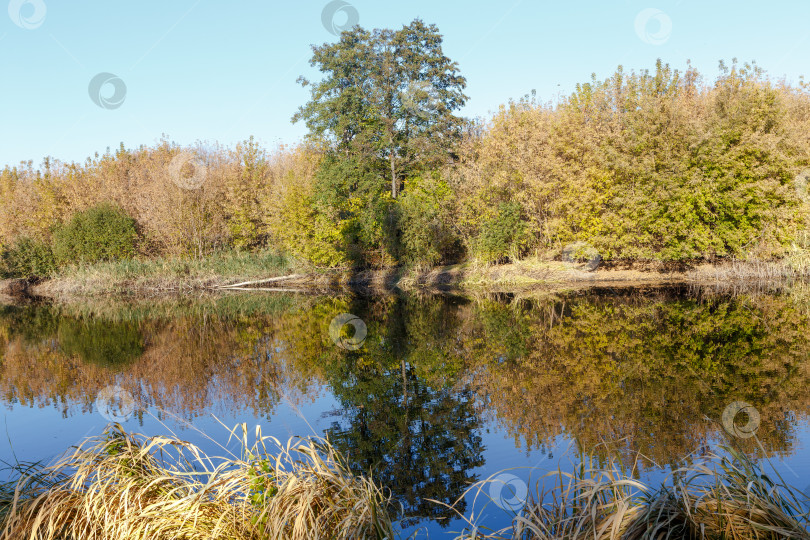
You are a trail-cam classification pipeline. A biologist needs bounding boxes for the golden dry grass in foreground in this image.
[452,447,810,540]
[4,424,810,539]
[0,424,396,540]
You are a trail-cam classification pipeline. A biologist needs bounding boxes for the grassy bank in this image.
[2,426,810,539]
[29,249,300,296]
[3,257,670,298]
[5,247,810,300]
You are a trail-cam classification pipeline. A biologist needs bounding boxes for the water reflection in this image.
[1,285,810,529]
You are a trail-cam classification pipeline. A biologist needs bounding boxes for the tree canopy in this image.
[294,19,468,199]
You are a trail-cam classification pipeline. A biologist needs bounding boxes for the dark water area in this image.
[2,284,810,536]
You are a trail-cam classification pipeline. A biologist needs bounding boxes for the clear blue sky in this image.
[1,0,808,166]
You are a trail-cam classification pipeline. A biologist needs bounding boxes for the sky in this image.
[1,0,808,166]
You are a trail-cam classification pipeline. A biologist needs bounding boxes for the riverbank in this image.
[2,254,808,301]
[0,262,680,299]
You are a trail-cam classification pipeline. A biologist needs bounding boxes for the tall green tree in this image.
[294,19,468,198]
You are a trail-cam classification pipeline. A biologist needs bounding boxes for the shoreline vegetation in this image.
[2,37,810,297]
[2,424,810,539]
[2,254,810,300]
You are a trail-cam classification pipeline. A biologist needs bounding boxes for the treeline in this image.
[458,60,810,262]
[2,22,810,277]
[0,138,321,276]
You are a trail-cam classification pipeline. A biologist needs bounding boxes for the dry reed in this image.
[451,447,810,539]
[0,424,396,540]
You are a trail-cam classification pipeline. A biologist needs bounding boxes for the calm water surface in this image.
[2,285,810,536]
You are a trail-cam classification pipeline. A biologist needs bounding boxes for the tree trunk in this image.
[390,151,397,198]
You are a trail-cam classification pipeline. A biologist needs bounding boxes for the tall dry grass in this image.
[0,424,396,540]
[3,424,810,538]
[452,447,810,539]
[688,257,810,283]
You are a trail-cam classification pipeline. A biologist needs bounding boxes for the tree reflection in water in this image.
[1,284,810,525]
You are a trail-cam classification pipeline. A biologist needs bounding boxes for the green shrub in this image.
[398,175,460,266]
[0,236,57,278]
[52,204,138,266]
[474,202,527,263]
[275,183,348,267]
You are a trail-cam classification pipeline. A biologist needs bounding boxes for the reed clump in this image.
[5,425,810,539]
[688,257,810,284]
[454,448,810,539]
[0,424,396,540]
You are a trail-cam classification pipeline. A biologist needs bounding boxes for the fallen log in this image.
[216,274,305,289]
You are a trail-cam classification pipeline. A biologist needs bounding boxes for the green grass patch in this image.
[47,249,301,295]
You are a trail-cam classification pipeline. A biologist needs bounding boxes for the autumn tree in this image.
[294,19,468,199]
